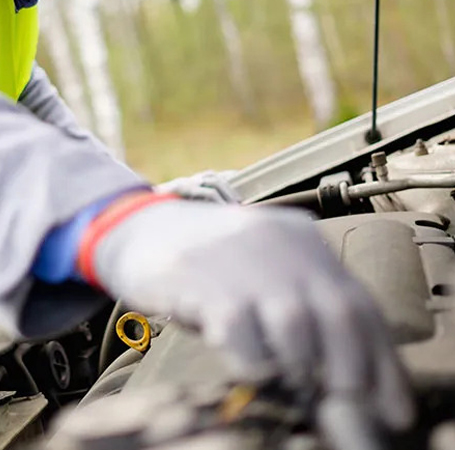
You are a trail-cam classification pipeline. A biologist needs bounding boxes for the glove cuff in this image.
[77,191,179,287]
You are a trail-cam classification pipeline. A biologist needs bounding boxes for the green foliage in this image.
[101,0,310,125]
[96,0,455,124]
[38,0,455,180]
[316,0,455,112]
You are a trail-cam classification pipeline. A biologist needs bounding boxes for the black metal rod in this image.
[366,0,382,144]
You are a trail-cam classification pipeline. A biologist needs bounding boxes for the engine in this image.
[7,99,455,450]
[32,130,455,450]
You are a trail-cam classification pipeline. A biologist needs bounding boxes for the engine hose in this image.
[259,175,455,209]
[98,301,129,376]
[14,344,39,396]
[255,190,319,207]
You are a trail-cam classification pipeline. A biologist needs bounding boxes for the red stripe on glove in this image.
[77,192,179,287]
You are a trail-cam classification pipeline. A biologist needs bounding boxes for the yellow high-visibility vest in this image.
[0,1,39,101]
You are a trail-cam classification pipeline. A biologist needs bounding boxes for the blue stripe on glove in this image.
[32,190,148,284]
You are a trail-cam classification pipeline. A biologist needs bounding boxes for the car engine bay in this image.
[3,84,455,450]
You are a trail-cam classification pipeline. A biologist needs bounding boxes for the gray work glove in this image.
[91,201,413,436]
[155,170,240,204]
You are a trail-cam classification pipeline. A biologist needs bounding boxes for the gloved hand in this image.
[155,170,240,204]
[77,195,413,436]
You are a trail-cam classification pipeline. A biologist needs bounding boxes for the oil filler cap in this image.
[115,312,152,352]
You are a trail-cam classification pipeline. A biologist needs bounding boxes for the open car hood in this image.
[231,77,455,204]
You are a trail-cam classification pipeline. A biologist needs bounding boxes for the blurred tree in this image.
[40,0,124,157]
[100,0,154,122]
[69,0,124,157]
[39,1,92,129]
[286,0,335,127]
[213,0,257,118]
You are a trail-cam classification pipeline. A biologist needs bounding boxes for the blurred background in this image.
[37,0,455,182]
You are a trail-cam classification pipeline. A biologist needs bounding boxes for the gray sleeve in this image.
[0,90,150,340]
[19,63,91,138]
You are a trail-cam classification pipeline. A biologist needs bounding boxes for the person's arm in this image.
[0,92,149,339]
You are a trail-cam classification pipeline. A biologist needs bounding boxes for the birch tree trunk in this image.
[213,0,256,118]
[100,0,153,121]
[68,0,125,159]
[39,2,92,129]
[286,0,336,128]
